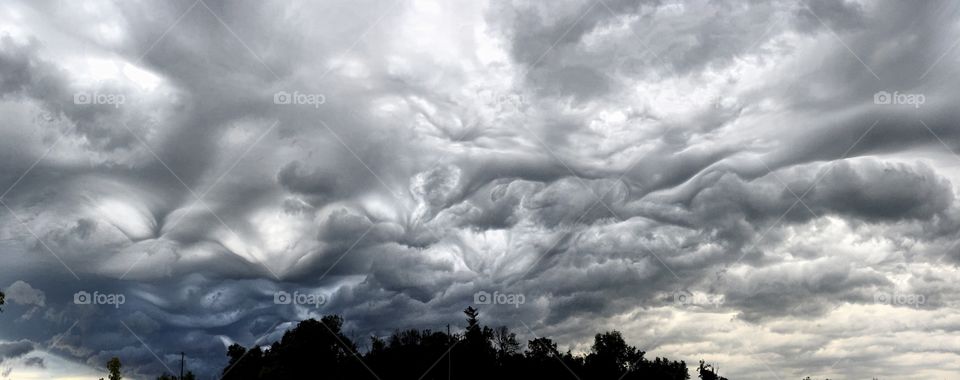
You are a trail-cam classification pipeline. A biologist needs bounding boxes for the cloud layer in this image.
[1,0,960,379]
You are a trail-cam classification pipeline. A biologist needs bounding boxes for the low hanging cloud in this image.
[0,0,959,379]
[0,340,34,365]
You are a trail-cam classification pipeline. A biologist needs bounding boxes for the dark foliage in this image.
[97,356,122,380]
[697,360,727,380]
[155,372,195,380]
[218,307,701,380]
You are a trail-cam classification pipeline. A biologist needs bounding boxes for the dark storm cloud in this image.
[276,161,339,198]
[23,356,44,368]
[0,36,47,95]
[681,159,954,229]
[0,340,34,364]
[2,0,960,379]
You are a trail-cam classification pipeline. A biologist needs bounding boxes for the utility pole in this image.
[446,324,451,380]
[179,352,184,380]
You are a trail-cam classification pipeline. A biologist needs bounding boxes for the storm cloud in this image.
[1,0,960,379]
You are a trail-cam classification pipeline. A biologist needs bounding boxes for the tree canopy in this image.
[97,357,122,380]
[97,307,745,379]
[217,307,698,380]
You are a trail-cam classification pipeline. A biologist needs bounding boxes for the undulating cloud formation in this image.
[1,0,960,379]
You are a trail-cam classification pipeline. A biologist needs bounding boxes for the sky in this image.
[1,0,959,379]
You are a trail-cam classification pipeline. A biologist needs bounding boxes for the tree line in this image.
[217,306,723,380]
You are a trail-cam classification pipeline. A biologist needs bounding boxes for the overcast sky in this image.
[1,0,960,379]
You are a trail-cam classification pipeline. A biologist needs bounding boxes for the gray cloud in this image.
[0,340,34,365]
[23,356,44,368]
[1,0,959,379]
[4,281,45,308]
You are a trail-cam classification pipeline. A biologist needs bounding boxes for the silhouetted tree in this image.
[586,331,643,378]
[261,315,363,379]
[521,336,578,378]
[698,359,727,380]
[461,306,491,352]
[156,371,195,380]
[216,309,704,380]
[106,357,122,380]
[525,337,559,360]
[0,289,4,311]
[492,326,520,360]
[222,343,263,380]
[464,307,479,332]
[454,307,495,380]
